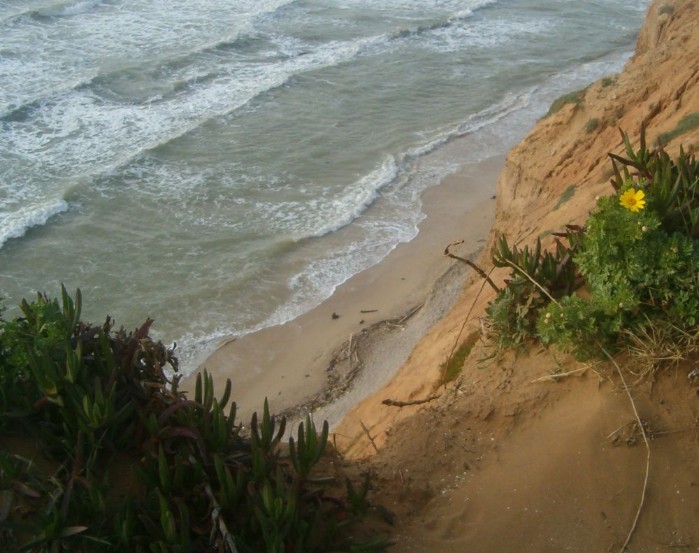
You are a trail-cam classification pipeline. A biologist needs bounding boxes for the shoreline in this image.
[187,154,503,428]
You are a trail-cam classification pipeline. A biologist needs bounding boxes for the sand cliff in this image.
[336,1,699,549]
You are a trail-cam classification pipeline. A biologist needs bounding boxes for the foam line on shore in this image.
[188,155,502,428]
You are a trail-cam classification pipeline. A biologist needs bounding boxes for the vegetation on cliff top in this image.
[0,289,388,552]
[486,130,699,366]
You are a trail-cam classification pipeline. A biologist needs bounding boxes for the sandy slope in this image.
[337,1,699,550]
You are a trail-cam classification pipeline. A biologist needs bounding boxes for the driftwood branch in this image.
[444,241,500,293]
[381,395,441,408]
[397,304,422,325]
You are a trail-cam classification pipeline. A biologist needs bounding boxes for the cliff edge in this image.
[335,1,699,550]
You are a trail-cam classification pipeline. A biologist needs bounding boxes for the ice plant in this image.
[619,188,646,212]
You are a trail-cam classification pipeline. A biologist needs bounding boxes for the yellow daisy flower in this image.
[619,188,646,212]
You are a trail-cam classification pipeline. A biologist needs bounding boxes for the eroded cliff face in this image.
[489,0,699,258]
[336,0,699,459]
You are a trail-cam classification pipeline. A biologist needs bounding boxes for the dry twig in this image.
[601,346,651,553]
[530,366,588,383]
[443,263,497,385]
[444,241,500,293]
[197,453,239,553]
[381,395,440,407]
[397,304,422,325]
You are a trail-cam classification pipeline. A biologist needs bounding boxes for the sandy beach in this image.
[189,154,502,427]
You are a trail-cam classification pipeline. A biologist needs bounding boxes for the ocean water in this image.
[0,0,649,373]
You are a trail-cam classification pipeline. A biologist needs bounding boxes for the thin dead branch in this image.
[444,264,498,387]
[202,476,238,552]
[397,304,422,325]
[501,258,557,302]
[381,395,441,407]
[444,241,500,293]
[530,366,588,383]
[599,346,651,553]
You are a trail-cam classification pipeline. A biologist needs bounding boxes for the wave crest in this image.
[0,199,69,248]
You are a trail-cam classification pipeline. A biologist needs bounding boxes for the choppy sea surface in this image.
[0,0,649,372]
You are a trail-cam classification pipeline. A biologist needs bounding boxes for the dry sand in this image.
[188,155,502,428]
[362,346,699,552]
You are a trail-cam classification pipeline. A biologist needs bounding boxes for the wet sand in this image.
[187,155,503,427]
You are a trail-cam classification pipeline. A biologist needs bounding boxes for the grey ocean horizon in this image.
[0,0,650,372]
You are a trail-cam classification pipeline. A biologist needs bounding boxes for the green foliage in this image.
[584,118,600,134]
[0,287,79,412]
[545,193,699,359]
[656,112,699,146]
[0,289,387,552]
[601,76,615,88]
[488,130,699,360]
[658,4,675,15]
[289,415,329,482]
[486,231,580,349]
[537,295,627,360]
[345,475,371,515]
[554,184,576,210]
[579,199,698,324]
[546,89,584,117]
[610,129,699,237]
[439,332,478,385]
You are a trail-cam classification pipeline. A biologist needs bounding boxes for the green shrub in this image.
[659,4,675,15]
[488,131,699,360]
[546,89,585,117]
[440,332,478,385]
[540,197,699,358]
[485,230,581,349]
[584,118,600,133]
[656,112,699,145]
[610,129,699,237]
[0,288,388,552]
[601,77,615,88]
[537,295,627,360]
[554,184,576,210]
[578,198,698,323]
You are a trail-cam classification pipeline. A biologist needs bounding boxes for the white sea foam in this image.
[335,0,497,12]
[298,156,399,239]
[424,14,554,53]
[0,0,545,182]
[0,0,652,378]
[36,0,106,18]
[0,199,69,248]
[0,0,298,116]
[403,88,534,162]
[1,33,380,182]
